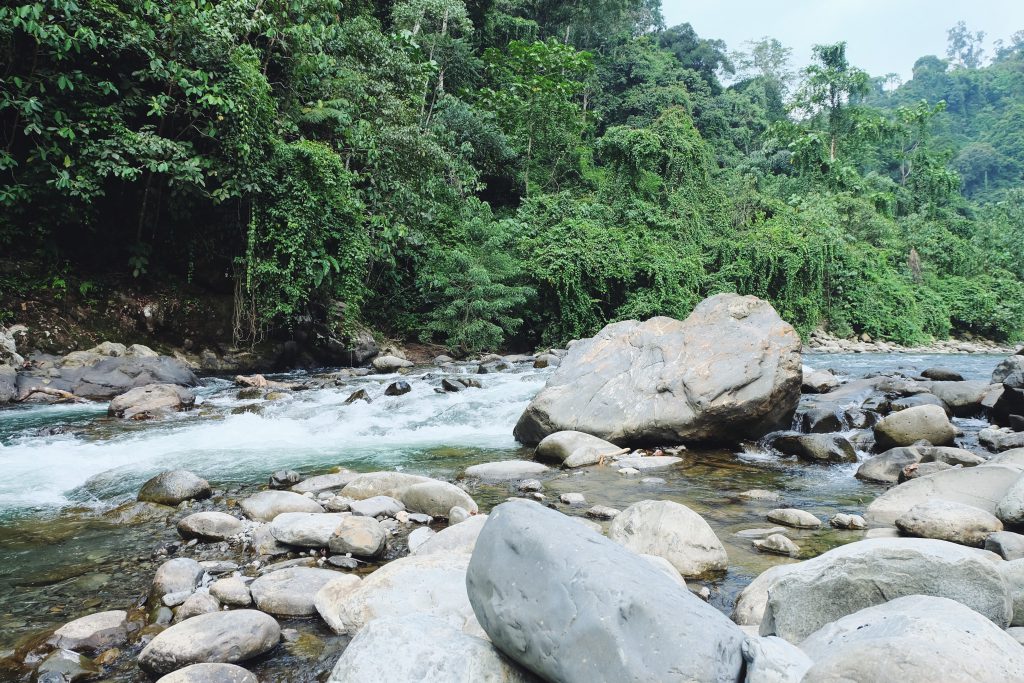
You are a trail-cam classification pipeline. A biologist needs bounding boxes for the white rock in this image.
[608,500,728,577]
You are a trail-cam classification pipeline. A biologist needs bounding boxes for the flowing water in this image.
[0,352,1008,679]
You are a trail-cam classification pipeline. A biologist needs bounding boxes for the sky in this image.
[661,0,1024,83]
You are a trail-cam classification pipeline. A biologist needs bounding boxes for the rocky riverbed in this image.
[1,295,1024,682]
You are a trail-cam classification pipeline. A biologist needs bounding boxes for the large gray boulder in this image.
[326,614,536,683]
[991,366,1024,430]
[138,610,280,675]
[799,595,1024,682]
[513,294,802,446]
[928,380,991,416]
[108,383,195,420]
[873,404,955,449]
[466,500,746,683]
[759,538,1013,643]
[608,500,728,576]
[994,356,1024,385]
[138,470,210,506]
[866,465,1022,525]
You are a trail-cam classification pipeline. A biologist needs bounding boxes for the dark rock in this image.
[440,379,463,393]
[33,648,99,682]
[928,380,991,417]
[138,470,211,506]
[921,367,964,381]
[994,356,1024,384]
[770,433,857,463]
[985,531,1024,560]
[343,389,371,405]
[799,408,844,433]
[384,381,411,396]
[856,447,922,483]
[888,393,949,415]
[514,294,802,446]
[269,470,301,489]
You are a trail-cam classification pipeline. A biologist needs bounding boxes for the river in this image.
[0,351,1008,679]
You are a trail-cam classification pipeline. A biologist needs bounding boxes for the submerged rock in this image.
[608,500,728,576]
[514,294,802,446]
[138,470,211,506]
[138,610,280,675]
[466,500,746,682]
[799,595,1024,682]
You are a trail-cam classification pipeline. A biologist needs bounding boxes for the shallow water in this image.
[0,352,1009,678]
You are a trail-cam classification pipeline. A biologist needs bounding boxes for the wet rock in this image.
[986,531,1024,560]
[608,500,728,576]
[802,369,839,394]
[770,433,857,464]
[34,648,99,682]
[412,515,488,557]
[921,367,964,381]
[739,489,781,502]
[138,470,211,506]
[344,389,371,405]
[866,464,1022,525]
[466,500,745,682]
[400,481,478,518]
[856,447,922,483]
[895,499,1003,547]
[799,408,844,433]
[177,512,244,542]
[829,513,866,530]
[613,455,682,470]
[326,614,536,683]
[317,553,480,636]
[341,472,431,500]
[767,508,821,529]
[586,505,620,520]
[270,512,346,548]
[209,577,251,607]
[384,381,411,396]
[108,383,195,420]
[514,294,802,446]
[534,430,621,465]
[759,538,1013,643]
[48,610,128,652]
[348,495,404,518]
[799,595,1024,682]
[464,461,549,480]
[328,516,387,558]
[559,492,586,506]
[291,471,357,494]
[440,378,464,392]
[174,591,220,622]
[372,355,413,373]
[19,351,198,401]
[327,556,360,569]
[741,635,813,683]
[873,404,955,449]
[239,490,324,522]
[753,534,800,557]
[156,663,259,683]
[151,558,204,601]
[137,610,280,675]
[518,479,542,492]
[250,567,340,617]
[269,470,301,489]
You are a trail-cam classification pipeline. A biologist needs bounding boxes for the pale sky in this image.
[661,1,1024,82]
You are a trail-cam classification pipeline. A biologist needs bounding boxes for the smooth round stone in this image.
[608,500,728,577]
[896,499,1003,547]
[177,512,244,541]
[151,558,204,601]
[138,610,280,675]
[328,516,387,558]
[270,512,346,548]
[400,481,478,517]
[559,492,586,506]
[349,496,404,518]
[139,470,211,506]
[209,577,252,607]
[240,490,324,522]
[250,567,340,617]
[767,508,822,529]
[448,506,471,525]
[48,610,128,651]
[173,591,220,623]
[829,513,867,530]
[157,663,259,683]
